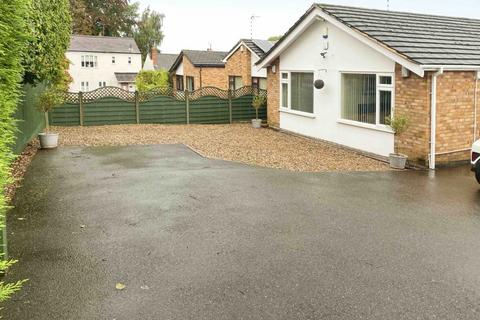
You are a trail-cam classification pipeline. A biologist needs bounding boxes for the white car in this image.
[472,140,480,183]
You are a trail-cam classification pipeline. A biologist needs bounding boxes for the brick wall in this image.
[394,64,431,165]
[172,56,228,90]
[435,71,478,164]
[266,58,280,128]
[225,45,252,87]
[395,63,480,165]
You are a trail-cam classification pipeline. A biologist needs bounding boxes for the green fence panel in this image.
[49,103,81,126]
[13,83,46,154]
[189,96,230,124]
[83,97,136,126]
[231,94,267,122]
[140,96,187,124]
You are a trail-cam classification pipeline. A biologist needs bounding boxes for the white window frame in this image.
[279,70,315,116]
[338,71,395,130]
[81,55,98,68]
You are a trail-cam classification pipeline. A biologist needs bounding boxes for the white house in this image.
[258,4,480,167]
[66,35,143,92]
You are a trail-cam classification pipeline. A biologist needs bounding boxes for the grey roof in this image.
[259,3,480,67]
[170,50,228,72]
[69,35,140,54]
[114,72,138,83]
[243,39,275,58]
[317,3,480,65]
[155,53,179,71]
[183,50,228,67]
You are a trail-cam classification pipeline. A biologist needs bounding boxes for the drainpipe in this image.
[474,72,478,142]
[429,68,444,170]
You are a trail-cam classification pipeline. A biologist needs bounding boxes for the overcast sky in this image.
[138,0,480,53]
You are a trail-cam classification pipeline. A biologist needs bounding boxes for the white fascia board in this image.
[222,42,260,63]
[422,65,480,71]
[258,7,425,77]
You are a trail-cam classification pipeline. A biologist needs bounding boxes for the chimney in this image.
[151,48,159,67]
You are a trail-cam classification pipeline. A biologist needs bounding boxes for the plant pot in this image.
[251,119,262,129]
[389,153,407,169]
[39,132,59,149]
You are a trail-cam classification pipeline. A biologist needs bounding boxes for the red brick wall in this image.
[225,45,252,87]
[266,58,280,128]
[172,56,228,90]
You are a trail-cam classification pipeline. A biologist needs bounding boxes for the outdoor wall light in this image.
[314,79,325,89]
[272,65,276,74]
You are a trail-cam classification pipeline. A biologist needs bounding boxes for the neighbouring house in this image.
[169,50,228,91]
[143,48,178,71]
[257,3,480,168]
[223,39,275,91]
[67,35,142,92]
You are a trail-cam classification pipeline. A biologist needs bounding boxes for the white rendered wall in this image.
[251,54,267,78]
[67,51,142,92]
[278,20,395,157]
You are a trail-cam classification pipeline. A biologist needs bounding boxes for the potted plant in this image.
[37,87,65,149]
[386,115,410,169]
[251,94,266,128]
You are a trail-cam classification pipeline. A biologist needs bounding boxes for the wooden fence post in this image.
[79,91,84,126]
[185,90,190,124]
[135,91,140,124]
[228,89,233,124]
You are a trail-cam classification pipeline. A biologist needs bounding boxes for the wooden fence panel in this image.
[83,97,136,126]
[49,103,81,126]
[231,94,267,122]
[140,96,187,124]
[189,96,230,124]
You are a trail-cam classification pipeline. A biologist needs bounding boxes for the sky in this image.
[138,0,480,53]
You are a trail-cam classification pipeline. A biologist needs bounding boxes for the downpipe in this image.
[429,68,444,170]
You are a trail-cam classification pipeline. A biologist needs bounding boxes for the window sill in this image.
[280,108,316,119]
[337,119,394,133]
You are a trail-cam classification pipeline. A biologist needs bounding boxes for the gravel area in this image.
[5,141,39,203]
[52,124,388,172]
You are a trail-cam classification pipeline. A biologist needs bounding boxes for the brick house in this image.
[169,50,228,91]
[143,48,178,71]
[257,3,480,169]
[223,39,275,91]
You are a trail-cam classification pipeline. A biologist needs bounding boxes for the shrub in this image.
[252,95,267,120]
[386,115,410,154]
[0,0,32,306]
[37,88,66,131]
[135,70,170,92]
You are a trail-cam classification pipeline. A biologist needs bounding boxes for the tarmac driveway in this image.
[4,144,480,319]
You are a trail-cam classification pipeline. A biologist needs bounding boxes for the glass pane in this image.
[259,78,267,90]
[282,73,288,80]
[341,74,376,124]
[235,77,243,89]
[291,73,313,113]
[282,83,288,108]
[379,76,392,85]
[379,90,392,124]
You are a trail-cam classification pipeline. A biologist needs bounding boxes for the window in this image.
[98,81,106,87]
[128,56,132,64]
[186,76,195,91]
[176,75,184,91]
[341,73,393,125]
[81,55,97,68]
[81,81,89,92]
[280,72,314,113]
[252,77,267,90]
[112,56,116,64]
[229,76,243,91]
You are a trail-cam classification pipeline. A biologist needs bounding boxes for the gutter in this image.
[429,68,444,170]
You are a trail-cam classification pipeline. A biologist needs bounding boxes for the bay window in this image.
[341,73,393,126]
[281,72,314,113]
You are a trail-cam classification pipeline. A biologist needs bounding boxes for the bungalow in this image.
[169,50,228,91]
[143,48,178,71]
[223,39,275,90]
[257,4,480,168]
[66,35,142,92]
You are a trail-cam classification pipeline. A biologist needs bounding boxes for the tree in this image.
[23,0,72,87]
[134,7,165,65]
[70,0,139,36]
[135,70,170,93]
[0,0,31,307]
[268,35,282,42]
